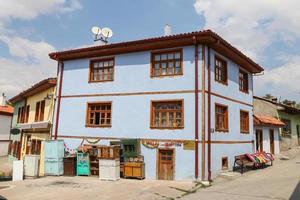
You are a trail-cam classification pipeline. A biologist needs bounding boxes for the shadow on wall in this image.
[290,181,300,200]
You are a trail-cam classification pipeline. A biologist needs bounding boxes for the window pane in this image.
[175,52,180,59]
[155,55,160,61]
[168,53,174,59]
[161,54,167,60]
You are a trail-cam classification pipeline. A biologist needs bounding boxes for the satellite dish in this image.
[102,27,113,38]
[91,26,101,35]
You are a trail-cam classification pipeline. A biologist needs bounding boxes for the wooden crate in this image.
[124,162,145,180]
[97,146,120,159]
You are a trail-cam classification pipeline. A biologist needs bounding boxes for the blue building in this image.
[49,30,263,181]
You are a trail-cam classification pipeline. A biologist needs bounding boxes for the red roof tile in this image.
[254,115,285,127]
[0,105,14,115]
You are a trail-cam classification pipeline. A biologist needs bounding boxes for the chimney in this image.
[0,93,7,107]
[164,24,172,36]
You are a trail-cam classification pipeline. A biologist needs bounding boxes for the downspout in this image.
[193,36,199,180]
[207,47,212,181]
[50,63,60,139]
[201,45,206,180]
[54,62,64,140]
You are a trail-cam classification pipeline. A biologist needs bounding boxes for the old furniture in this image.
[124,162,145,179]
[97,146,120,159]
[63,157,76,176]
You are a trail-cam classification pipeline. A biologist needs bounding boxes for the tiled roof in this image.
[0,105,14,115]
[49,29,263,73]
[9,78,57,104]
[254,115,285,127]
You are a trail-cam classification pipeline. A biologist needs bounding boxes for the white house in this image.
[0,94,13,156]
[49,30,264,181]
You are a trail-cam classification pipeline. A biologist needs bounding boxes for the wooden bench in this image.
[233,154,256,174]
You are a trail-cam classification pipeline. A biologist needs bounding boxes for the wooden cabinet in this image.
[77,153,89,176]
[97,146,120,159]
[63,157,76,176]
[124,162,145,180]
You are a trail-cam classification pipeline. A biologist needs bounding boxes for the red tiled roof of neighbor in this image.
[9,78,57,104]
[0,105,13,116]
[254,115,285,127]
[49,29,264,74]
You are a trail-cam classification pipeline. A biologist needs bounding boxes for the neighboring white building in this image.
[253,115,284,155]
[0,94,13,156]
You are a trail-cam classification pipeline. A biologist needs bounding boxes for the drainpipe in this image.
[201,45,206,180]
[207,47,212,182]
[51,63,60,139]
[54,62,64,140]
[193,36,199,180]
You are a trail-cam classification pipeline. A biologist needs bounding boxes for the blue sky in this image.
[0,0,299,101]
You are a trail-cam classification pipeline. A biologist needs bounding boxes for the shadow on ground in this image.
[290,181,300,200]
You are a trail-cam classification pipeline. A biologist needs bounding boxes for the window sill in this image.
[239,89,249,94]
[88,80,114,83]
[215,129,229,133]
[150,126,184,130]
[85,125,112,128]
[215,79,228,86]
[241,131,250,134]
[150,73,183,78]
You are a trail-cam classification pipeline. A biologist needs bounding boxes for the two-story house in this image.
[49,30,263,181]
[8,78,56,175]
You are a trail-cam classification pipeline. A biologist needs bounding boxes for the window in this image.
[215,56,227,84]
[89,58,114,82]
[35,100,45,122]
[151,49,183,77]
[240,110,249,133]
[17,105,29,123]
[282,119,291,135]
[215,104,228,132]
[239,70,248,93]
[222,157,228,170]
[86,102,112,127]
[151,100,183,129]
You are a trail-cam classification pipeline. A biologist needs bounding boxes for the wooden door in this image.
[269,129,275,154]
[158,149,174,180]
[255,130,263,152]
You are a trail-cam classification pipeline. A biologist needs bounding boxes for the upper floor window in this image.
[215,104,228,132]
[89,58,114,82]
[240,110,249,133]
[151,100,183,129]
[215,56,228,85]
[86,102,112,127]
[35,100,45,122]
[17,105,30,123]
[239,70,249,93]
[151,49,183,77]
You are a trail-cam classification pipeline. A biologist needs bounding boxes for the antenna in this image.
[91,26,113,44]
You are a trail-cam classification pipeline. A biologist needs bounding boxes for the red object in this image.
[254,115,285,127]
[207,47,212,182]
[54,63,64,140]
[194,41,199,180]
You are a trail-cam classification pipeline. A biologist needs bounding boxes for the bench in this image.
[234,152,274,174]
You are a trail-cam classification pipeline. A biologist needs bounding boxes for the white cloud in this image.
[254,55,300,101]
[194,0,300,60]
[194,0,300,100]
[0,0,82,98]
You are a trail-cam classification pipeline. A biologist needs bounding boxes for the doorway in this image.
[256,129,263,152]
[157,149,174,180]
[269,129,275,154]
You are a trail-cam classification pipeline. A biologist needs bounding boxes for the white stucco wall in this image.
[0,114,12,156]
[254,126,280,154]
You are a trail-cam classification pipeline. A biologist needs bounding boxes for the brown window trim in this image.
[215,103,229,132]
[150,48,183,78]
[89,57,115,83]
[150,99,184,129]
[239,69,249,94]
[34,100,45,122]
[214,55,228,85]
[240,110,250,134]
[85,101,112,128]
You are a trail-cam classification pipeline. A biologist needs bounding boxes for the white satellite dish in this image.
[102,27,113,38]
[91,26,101,35]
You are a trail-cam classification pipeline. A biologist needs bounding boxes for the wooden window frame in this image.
[239,69,249,93]
[17,105,29,124]
[215,103,229,132]
[214,55,228,85]
[34,100,45,122]
[240,110,250,134]
[150,48,183,78]
[89,57,115,83]
[86,101,112,128]
[150,99,184,129]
